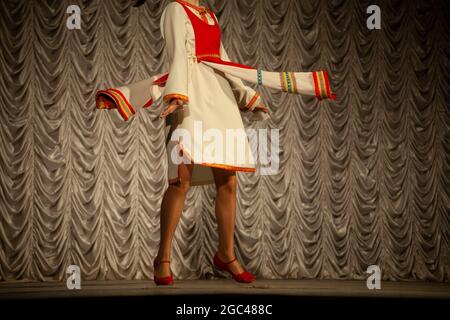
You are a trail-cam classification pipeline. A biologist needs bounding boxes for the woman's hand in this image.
[253,102,269,113]
[160,98,184,119]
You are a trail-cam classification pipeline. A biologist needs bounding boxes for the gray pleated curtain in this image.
[0,0,449,282]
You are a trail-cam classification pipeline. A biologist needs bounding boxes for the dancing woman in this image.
[96,0,335,285]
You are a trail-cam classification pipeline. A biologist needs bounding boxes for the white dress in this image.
[95,1,336,186]
[161,2,261,185]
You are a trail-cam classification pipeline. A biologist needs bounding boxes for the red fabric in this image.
[177,0,255,69]
[312,72,321,100]
[323,70,337,100]
[199,56,255,70]
[177,1,221,60]
[154,74,168,85]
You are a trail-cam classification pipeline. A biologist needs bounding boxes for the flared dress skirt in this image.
[166,60,256,186]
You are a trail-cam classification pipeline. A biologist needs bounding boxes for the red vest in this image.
[155,1,254,86]
[176,0,254,69]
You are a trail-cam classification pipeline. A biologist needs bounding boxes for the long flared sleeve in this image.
[220,42,262,111]
[160,2,190,105]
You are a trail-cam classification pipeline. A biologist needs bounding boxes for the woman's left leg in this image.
[212,167,245,275]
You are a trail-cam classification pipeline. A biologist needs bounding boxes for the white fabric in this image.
[201,61,317,96]
[161,2,258,185]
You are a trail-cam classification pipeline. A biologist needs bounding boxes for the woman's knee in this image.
[179,179,191,193]
[216,174,236,194]
[170,164,193,194]
[170,179,191,194]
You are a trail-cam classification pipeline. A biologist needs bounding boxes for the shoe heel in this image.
[212,252,256,284]
[153,258,174,286]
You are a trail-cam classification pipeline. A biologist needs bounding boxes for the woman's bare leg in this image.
[155,163,193,277]
[212,168,245,274]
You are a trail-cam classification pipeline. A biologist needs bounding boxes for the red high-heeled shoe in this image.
[213,252,256,283]
[153,258,174,285]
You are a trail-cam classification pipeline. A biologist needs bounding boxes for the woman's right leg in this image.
[154,163,193,277]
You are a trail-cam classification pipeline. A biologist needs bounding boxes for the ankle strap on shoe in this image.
[154,259,171,267]
[224,257,237,265]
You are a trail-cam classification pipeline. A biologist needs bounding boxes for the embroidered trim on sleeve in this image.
[280,72,298,94]
[257,69,263,86]
[96,89,136,121]
[246,92,260,111]
[313,70,336,100]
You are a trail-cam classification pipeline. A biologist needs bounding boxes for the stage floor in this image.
[0,279,449,300]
